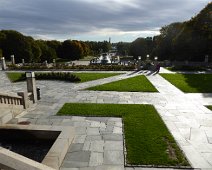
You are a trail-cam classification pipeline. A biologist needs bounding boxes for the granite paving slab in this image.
[1,70,212,169]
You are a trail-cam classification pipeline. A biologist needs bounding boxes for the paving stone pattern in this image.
[1,69,212,170]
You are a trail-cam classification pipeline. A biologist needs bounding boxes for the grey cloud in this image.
[0,0,209,40]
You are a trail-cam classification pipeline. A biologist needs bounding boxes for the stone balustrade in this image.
[0,92,28,109]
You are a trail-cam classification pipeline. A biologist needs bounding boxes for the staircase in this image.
[0,93,25,125]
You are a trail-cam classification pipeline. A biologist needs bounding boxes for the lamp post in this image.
[137,56,141,71]
[154,56,158,65]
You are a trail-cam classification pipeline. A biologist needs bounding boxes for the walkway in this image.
[0,69,212,170]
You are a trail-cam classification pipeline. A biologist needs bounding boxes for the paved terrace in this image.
[0,68,212,170]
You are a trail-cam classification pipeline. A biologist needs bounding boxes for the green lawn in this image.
[7,72,26,82]
[87,75,158,92]
[72,73,121,83]
[206,106,212,111]
[58,103,189,166]
[6,72,121,83]
[160,73,212,93]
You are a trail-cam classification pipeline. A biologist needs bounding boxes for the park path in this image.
[0,69,212,170]
[144,71,212,169]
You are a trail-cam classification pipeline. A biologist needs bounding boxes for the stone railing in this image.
[0,92,28,109]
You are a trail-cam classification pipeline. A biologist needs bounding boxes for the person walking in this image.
[155,63,160,73]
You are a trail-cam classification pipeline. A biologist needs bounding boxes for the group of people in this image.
[142,62,160,73]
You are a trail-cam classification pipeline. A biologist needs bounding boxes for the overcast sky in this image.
[0,0,210,42]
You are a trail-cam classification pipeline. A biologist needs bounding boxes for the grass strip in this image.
[72,73,121,83]
[7,72,26,82]
[87,75,158,92]
[206,106,212,111]
[6,72,121,83]
[57,103,189,166]
[160,73,212,93]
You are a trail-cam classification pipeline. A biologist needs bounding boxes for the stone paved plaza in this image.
[1,68,212,170]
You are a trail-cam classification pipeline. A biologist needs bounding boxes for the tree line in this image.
[0,2,211,63]
[129,2,212,62]
[0,30,111,63]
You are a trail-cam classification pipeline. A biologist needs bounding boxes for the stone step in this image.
[0,104,24,117]
[0,109,13,125]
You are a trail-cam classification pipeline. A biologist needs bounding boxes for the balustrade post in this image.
[17,91,28,109]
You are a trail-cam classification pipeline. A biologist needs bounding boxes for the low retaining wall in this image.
[0,124,75,170]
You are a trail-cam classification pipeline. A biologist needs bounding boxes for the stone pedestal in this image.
[11,55,15,65]
[22,59,25,65]
[53,59,56,67]
[1,57,6,70]
[26,72,37,103]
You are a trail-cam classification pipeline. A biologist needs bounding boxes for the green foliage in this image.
[85,41,111,56]
[87,75,158,92]
[7,72,26,82]
[0,30,34,62]
[153,23,183,61]
[0,30,111,63]
[7,64,135,71]
[35,72,80,82]
[46,40,61,57]
[0,30,59,63]
[0,48,2,58]
[7,72,80,82]
[58,40,80,60]
[57,103,189,166]
[129,37,154,59]
[154,3,212,61]
[36,40,57,62]
[167,65,207,71]
[160,73,212,93]
[115,42,130,56]
[1,2,211,63]
[7,72,121,83]
[28,37,41,62]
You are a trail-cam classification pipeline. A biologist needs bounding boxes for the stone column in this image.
[26,72,37,103]
[1,57,6,70]
[53,59,56,67]
[11,55,15,65]
[22,59,25,65]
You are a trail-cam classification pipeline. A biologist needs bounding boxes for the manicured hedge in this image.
[7,72,81,82]
[35,72,81,82]
[7,64,135,71]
